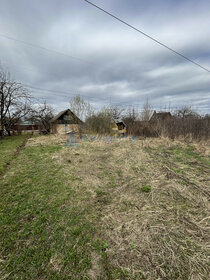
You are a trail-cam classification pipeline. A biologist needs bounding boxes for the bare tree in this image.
[69,95,93,121]
[175,106,198,119]
[29,101,55,133]
[109,105,125,120]
[140,99,153,121]
[0,67,31,136]
[123,106,138,124]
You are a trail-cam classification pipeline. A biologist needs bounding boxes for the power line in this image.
[22,83,111,103]
[2,61,209,111]
[0,60,125,104]
[0,60,110,102]
[13,82,209,113]
[83,0,210,73]
[1,54,208,112]
[0,33,94,65]
[12,79,210,112]
[28,86,210,113]
[4,59,209,111]
[1,59,63,77]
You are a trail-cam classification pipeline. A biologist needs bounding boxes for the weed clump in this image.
[141,185,151,193]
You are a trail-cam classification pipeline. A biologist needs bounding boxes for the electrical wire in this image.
[83,0,210,73]
[0,33,94,65]
[22,83,110,102]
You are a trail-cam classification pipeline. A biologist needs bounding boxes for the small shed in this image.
[111,118,126,135]
[50,109,82,134]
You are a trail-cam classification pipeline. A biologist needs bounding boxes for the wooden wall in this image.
[51,124,80,134]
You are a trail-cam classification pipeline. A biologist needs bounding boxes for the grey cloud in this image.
[0,0,209,113]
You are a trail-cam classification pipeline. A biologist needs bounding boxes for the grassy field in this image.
[0,135,209,279]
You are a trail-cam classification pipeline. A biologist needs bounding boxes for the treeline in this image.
[125,109,210,140]
[83,102,210,140]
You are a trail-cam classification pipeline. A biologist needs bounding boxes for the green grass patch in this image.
[168,146,210,166]
[0,145,97,279]
[141,185,152,193]
[0,134,28,173]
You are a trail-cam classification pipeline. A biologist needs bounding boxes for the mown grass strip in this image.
[0,134,29,174]
[0,145,97,280]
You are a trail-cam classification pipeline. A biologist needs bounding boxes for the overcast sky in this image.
[0,0,210,113]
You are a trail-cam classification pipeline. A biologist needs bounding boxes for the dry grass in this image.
[43,135,209,279]
[26,134,67,147]
[20,134,210,279]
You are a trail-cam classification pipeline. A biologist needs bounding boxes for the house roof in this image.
[150,111,171,121]
[113,118,125,125]
[50,109,69,123]
[50,109,82,123]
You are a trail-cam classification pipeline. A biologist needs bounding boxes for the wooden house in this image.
[110,118,126,135]
[50,109,82,134]
[1,120,42,135]
[150,111,172,123]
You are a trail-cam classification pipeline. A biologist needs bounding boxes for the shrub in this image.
[86,109,112,134]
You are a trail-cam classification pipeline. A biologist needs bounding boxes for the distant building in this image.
[110,118,126,135]
[11,120,42,134]
[50,109,82,134]
[150,111,172,122]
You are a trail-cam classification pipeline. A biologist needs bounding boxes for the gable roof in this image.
[50,109,82,123]
[113,118,126,125]
[150,111,171,121]
[50,109,68,123]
